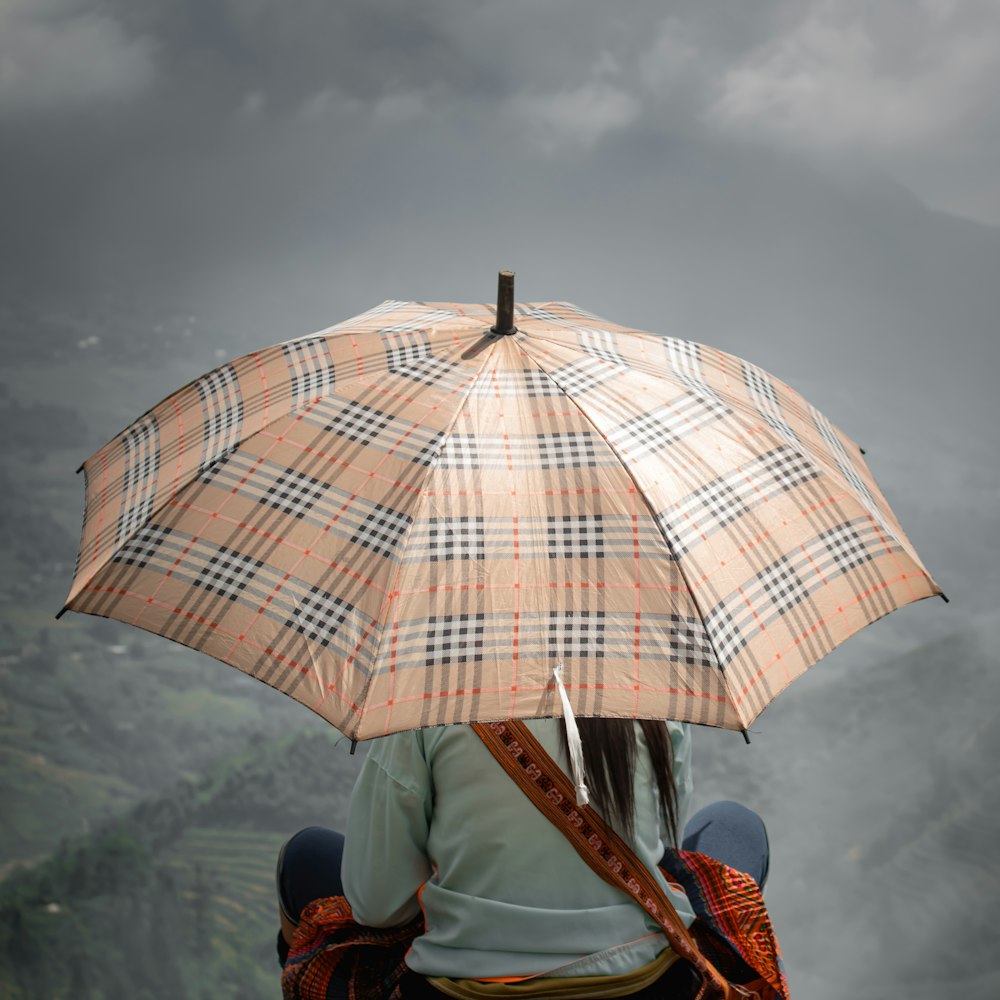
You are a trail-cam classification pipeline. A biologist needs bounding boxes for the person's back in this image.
[342,718,695,980]
[276,718,772,999]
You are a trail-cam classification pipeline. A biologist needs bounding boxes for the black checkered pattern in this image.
[536,432,600,469]
[757,556,810,615]
[759,447,816,492]
[743,361,799,446]
[321,399,393,445]
[742,361,778,410]
[192,545,264,601]
[265,468,327,518]
[652,511,684,561]
[353,299,411,321]
[547,516,605,558]
[404,430,447,467]
[395,354,459,387]
[820,521,874,576]
[549,357,621,396]
[576,327,626,366]
[473,370,561,398]
[286,586,352,646]
[608,406,684,460]
[689,388,731,423]
[664,337,701,379]
[610,393,731,460]
[703,603,749,666]
[116,415,160,546]
[348,501,413,558]
[426,518,486,561]
[547,611,606,658]
[424,615,486,664]
[664,445,819,555]
[385,332,432,371]
[438,435,481,468]
[378,308,455,333]
[518,305,565,324]
[668,617,717,669]
[301,398,445,467]
[113,522,173,568]
[812,406,886,527]
[384,332,461,387]
[196,364,243,476]
[679,477,748,543]
[284,340,336,409]
[663,339,726,403]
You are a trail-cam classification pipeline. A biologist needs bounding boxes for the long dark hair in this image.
[561,718,678,844]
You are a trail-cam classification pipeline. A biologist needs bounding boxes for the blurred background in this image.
[1,2,998,997]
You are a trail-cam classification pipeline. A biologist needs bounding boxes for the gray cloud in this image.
[0,0,156,115]
[704,0,1000,220]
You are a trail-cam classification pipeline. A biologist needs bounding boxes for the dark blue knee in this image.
[681,801,770,888]
[277,826,345,922]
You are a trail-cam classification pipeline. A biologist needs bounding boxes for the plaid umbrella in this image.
[61,277,942,740]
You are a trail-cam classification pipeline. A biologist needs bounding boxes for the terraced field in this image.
[163,826,289,988]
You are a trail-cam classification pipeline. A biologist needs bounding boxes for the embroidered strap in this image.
[472,719,749,1000]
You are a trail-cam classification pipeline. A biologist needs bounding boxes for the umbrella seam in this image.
[64,305,420,607]
[515,329,941,727]
[354,335,502,737]
[510,333,740,725]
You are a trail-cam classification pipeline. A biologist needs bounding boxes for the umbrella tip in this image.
[491,269,517,336]
[350,739,358,755]
[741,729,751,745]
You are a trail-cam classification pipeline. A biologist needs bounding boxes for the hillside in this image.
[1,616,995,997]
[0,609,342,868]
[692,613,1000,999]
[0,727,362,999]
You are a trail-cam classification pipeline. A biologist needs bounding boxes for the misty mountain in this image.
[693,612,1000,1000]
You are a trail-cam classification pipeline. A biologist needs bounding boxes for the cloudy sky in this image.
[4,0,1000,307]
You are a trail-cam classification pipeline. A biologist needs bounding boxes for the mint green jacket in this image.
[342,719,694,980]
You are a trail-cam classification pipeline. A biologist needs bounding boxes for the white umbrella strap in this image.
[553,663,590,807]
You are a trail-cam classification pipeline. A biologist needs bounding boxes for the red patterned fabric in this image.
[281,895,421,1000]
[660,849,788,998]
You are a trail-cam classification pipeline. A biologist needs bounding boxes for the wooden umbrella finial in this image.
[491,269,517,335]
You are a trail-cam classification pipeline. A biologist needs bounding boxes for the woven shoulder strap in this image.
[471,719,738,1000]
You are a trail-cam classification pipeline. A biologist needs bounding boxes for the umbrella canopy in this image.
[61,283,942,739]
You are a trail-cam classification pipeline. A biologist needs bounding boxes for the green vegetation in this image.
[0,614,342,864]
[0,729,360,999]
[0,330,362,997]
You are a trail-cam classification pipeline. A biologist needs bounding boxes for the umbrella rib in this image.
[61,299,945,741]
[517,328,943,724]
[61,337,345,612]
[352,341,502,734]
[512,334,740,728]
